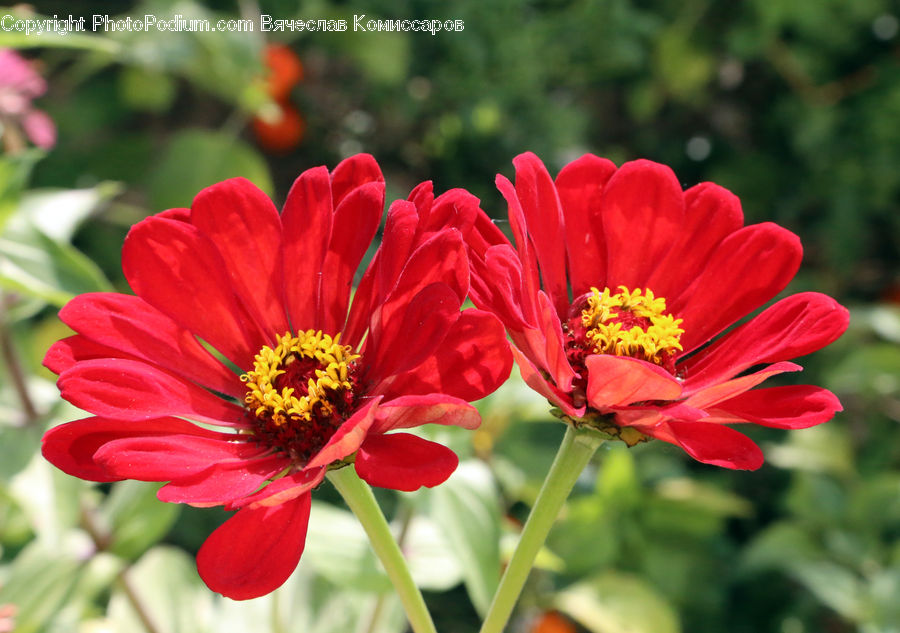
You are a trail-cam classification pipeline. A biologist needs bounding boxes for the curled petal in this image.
[158,454,289,506]
[305,396,381,469]
[512,152,569,315]
[511,344,583,418]
[232,466,326,509]
[371,393,481,434]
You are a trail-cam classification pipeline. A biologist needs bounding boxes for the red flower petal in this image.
[512,152,569,315]
[468,244,530,331]
[94,434,265,481]
[282,166,333,331]
[344,200,419,346]
[232,466,326,509]
[157,454,289,506]
[371,393,480,434]
[330,153,383,206]
[510,344,583,418]
[655,421,764,470]
[58,359,246,426]
[371,229,469,345]
[682,292,849,392]
[367,282,461,381]
[672,223,802,354]
[419,188,481,239]
[376,310,512,402]
[191,178,289,339]
[122,215,263,367]
[41,417,218,482]
[305,397,381,469]
[197,493,311,600]
[684,360,801,409]
[59,293,242,398]
[554,153,616,298]
[320,181,384,333]
[355,433,458,491]
[497,174,540,325]
[600,160,685,290]
[509,291,575,392]
[645,182,743,301]
[712,385,842,429]
[44,335,133,376]
[586,355,683,408]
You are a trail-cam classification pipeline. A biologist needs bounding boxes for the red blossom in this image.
[42,155,512,600]
[465,152,849,470]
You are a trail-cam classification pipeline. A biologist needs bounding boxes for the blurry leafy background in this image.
[1,0,899,632]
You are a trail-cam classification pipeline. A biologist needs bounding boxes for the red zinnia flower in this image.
[41,155,512,599]
[465,152,849,470]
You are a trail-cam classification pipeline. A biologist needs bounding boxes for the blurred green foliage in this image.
[1,0,898,632]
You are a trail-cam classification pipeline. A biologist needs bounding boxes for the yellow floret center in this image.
[240,330,359,427]
[581,286,684,366]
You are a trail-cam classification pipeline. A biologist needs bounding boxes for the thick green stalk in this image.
[327,467,437,633]
[479,425,604,633]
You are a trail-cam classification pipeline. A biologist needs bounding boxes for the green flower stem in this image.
[327,467,437,633]
[479,425,604,633]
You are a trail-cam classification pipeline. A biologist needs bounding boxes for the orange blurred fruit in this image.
[252,103,305,153]
[264,44,304,101]
[531,611,576,633]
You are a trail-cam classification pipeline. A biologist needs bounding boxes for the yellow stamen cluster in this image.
[581,286,684,366]
[240,330,359,426]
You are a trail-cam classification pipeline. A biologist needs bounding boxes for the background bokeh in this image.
[1,1,899,632]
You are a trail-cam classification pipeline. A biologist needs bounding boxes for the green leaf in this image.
[0,221,112,305]
[0,150,43,230]
[427,460,502,616]
[790,561,864,620]
[9,449,84,543]
[99,480,181,560]
[108,546,212,633]
[403,515,464,591]
[146,129,274,211]
[596,445,640,507]
[740,522,822,575]
[303,500,391,592]
[18,182,123,242]
[0,30,120,54]
[554,571,681,633]
[0,539,85,633]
